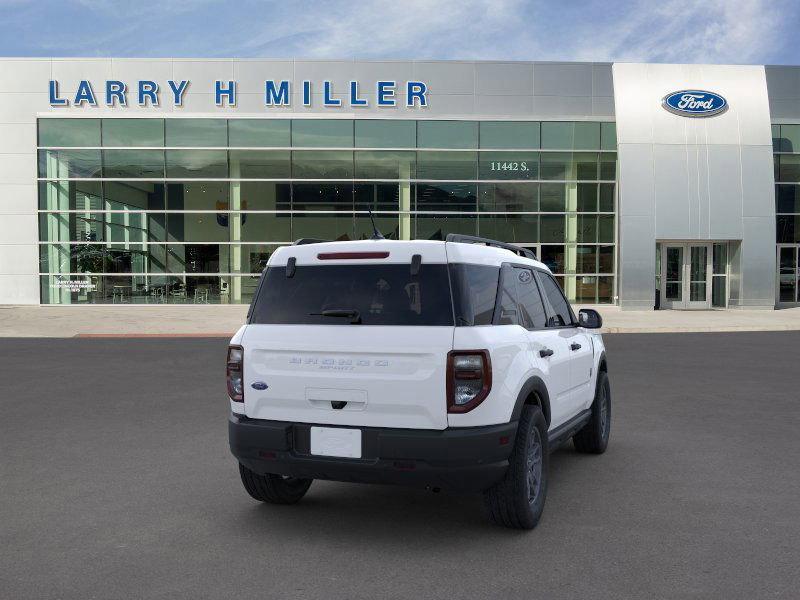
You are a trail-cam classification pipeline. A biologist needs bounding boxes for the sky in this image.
[0,0,798,65]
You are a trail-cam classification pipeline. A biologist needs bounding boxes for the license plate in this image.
[310,426,362,459]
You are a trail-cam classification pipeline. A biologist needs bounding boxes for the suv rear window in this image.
[250,264,454,326]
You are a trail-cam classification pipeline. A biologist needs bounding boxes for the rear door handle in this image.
[570,343,582,351]
[539,348,554,358]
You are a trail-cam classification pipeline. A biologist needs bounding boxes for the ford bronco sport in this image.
[228,234,610,529]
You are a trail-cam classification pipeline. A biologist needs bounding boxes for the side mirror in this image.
[578,308,603,329]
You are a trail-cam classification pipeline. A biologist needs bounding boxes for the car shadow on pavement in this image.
[225,445,598,542]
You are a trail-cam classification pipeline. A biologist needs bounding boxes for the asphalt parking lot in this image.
[2,332,799,599]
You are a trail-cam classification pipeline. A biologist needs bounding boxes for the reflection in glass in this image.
[38,149,102,178]
[575,276,597,303]
[416,183,477,212]
[776,216,798,243]
[104,182,165,210]
[539,183,566,212]
[167,211,229,243]
[577,183,598,212]
[39,119,101,147]
[238,181,291,211]
[229,120,290,147]
[598,245,614,273]
[479,122,539,149]
[778,155,800,182]
[292,151,353,179]
[779,276,797,302]
[713,243,727,274]
[292,120,353,147]
[416,151,477,180]
[291,212,354,241]
[712,276,727,307]
[292,183,353,211]
[354,151,415,179]
[103,150,165,178]
[355,120,415,148]
[577,245,597,273]
[165,119,227,147]
[540,245,565,273]
[600,123,617,151]
[167,182,229,211]
[779,246,796,275]
[479,183,538,212]
[103,119,164,147]
[776,184,800,214]
[575,153,598,180]
[599,183,615,212]
[540,122,573,150]
[540,153,571,180]
[36,116,618,304]
[415,214,477,239]
[39,181,103,211]
[600,153,616,180]
[165,150,227,178]
[577,215,597,243]
[478,152,539,180]
[478,214,538,243]
[417,121,478,149]
[229,150,290,178]
[240,212,291,243]
[540,215,565,243]
[597,276,613,302]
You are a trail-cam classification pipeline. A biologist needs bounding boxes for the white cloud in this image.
[230,0,530,60]
[570,0,787,64]
[0,0,796,64]
[223,0,794,64]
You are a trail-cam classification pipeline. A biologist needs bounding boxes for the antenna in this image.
[368,209,385,240]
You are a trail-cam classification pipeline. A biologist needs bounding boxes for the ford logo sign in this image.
[251,381,268,390]
[662,90,728,117]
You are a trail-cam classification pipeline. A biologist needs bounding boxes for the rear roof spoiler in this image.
[445,234,537,260]
[293,238,330,245]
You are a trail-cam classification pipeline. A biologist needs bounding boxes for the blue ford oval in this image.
[662,90,728,117]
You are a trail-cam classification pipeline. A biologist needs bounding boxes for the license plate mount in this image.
[310,426,362,459]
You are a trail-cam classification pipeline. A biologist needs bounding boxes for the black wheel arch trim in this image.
[510,376,552,426]
[598,350,608,372]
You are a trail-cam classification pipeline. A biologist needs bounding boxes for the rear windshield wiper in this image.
[310,309,362,324]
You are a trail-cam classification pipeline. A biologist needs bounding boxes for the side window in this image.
[538,271,575,327]
[513,267,547,329]
[449,263,500,326]
[495,265,519,325]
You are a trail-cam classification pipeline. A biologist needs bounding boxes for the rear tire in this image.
[238,463,312,504]
[483,405,549,530]
[573,371,611,454]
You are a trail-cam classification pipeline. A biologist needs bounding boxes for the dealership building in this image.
[0,58,799,309]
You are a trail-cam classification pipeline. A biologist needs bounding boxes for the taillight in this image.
[227,345,244,402]
[446,350,492,413]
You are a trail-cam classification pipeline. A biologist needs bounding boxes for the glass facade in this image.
[773,124,800,304]
[37,118,617,304]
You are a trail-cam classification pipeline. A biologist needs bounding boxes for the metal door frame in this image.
[659,242,713,310]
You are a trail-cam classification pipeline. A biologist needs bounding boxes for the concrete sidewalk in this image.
[2,304,800,337]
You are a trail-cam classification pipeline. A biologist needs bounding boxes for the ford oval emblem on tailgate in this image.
[251,381,268,390]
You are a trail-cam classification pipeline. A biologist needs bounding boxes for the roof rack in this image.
[445,234,537,260]
[292,238,330,246]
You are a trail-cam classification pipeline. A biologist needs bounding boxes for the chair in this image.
[193,284,211,304]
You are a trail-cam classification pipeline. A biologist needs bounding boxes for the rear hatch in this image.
[242,241,454,430]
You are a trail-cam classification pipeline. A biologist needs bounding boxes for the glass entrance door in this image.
[778,246,799,304]
[660,243,712,309]
[662,245,684,309]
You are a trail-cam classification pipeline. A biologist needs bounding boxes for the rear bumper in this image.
[229,413,517,492]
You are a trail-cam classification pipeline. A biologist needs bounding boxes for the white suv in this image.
[227,234,610,529]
